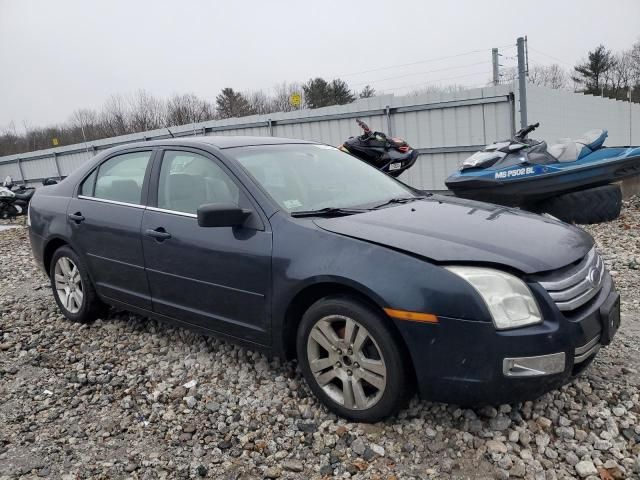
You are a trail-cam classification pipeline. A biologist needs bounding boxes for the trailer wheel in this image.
[537,184,622,224]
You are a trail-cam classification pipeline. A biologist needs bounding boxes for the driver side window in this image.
[157,151,240,215]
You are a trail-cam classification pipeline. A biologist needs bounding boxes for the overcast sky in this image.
[1,0,639,129]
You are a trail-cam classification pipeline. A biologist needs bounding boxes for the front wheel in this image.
[296,296,411,422]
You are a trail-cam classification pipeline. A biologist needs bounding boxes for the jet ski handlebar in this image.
[515,122,540,140]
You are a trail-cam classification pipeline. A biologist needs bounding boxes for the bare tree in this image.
[528,64,569,89]
[69,108,101,143]
[359,85,376,98]
[407,84,469,96]
[244,90,273,115]
[100,94,130,137]
[165,93,215,126]
[271,82,304,112]
[128,90,166,132]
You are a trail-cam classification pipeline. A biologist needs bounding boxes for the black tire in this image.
[537,184,622,224]
[50,245,105,323]
[296,296,411,422]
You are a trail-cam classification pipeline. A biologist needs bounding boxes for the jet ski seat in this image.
[547,129,608,162]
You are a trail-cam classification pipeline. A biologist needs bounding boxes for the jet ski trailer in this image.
[445,123,640,223]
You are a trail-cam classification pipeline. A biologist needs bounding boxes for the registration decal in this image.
[494,166,535,179]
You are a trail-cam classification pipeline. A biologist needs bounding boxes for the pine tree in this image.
[302,78,356,109]
[329,79,356,105]
[302,78,332,109]
[215,88,251,119]
[573,45,614,95]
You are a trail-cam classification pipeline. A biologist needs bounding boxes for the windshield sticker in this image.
[283,199,303,209]
[494,166,535,179]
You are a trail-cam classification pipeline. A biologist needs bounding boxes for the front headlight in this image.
[446,266,542,330]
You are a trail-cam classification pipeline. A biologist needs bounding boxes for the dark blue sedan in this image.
[28,136,620,422]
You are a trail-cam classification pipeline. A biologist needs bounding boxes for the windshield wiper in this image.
[291,207,369,218]
[372,194,431,210]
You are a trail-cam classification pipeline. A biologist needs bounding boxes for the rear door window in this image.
[93,152,152,205]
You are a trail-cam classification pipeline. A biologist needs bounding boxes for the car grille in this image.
[538,247,604,312]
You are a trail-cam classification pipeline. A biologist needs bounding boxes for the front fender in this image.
[269,213,492,354]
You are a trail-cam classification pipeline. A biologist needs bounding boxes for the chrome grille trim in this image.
[574,335,601,364]
[539,248,604,312]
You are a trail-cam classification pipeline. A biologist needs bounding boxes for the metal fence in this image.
[0,85,516,190]
[3,82,638,190]
[525,84,640,146]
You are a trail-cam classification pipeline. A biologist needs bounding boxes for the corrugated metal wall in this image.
[0,85,515,190]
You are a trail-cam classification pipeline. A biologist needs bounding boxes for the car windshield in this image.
[229,144,415,212]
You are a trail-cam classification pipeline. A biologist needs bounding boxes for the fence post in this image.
[385,106,392,136]
[268,119,274,136]
[53,152,62,178]
[16,158,25,184]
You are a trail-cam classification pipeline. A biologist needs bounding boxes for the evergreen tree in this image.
[302,78,332,109]
[329,79,356,104]
[573,45,614,95]
[215,88,251,119]
[302,78,355,109]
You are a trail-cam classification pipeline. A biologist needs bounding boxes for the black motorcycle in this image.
[0,176,35,219]
[340,120,418,177]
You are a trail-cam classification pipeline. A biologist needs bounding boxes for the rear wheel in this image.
[50,246,105,323]
[296,296,410,422]
[536,184,622,224]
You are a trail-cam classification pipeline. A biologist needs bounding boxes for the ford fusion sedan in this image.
[28,136,620,422]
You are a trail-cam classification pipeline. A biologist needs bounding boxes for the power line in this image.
[527,47,574,68]
[376,70,493,94]
[349,61,489,88]
[338,44,514,78]
[258,43,516,93]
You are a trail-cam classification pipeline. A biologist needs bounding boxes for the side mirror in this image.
[42,178,58,186]
[197,203,251,228]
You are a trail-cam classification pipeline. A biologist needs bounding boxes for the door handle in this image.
[68,212,85,223]
[145,228,172,241]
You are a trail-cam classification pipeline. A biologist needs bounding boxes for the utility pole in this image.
[517,37,528,129]
[492,48,500,86]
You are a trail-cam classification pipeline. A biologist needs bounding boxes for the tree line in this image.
[0,79,375,156]
[501,40,640,102]
[2,39,639,157]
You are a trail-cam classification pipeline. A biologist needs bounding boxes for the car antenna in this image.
[166,127,175,138]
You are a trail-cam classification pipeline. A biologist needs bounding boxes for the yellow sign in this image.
[290,93,301,107]
[52,137,59,146]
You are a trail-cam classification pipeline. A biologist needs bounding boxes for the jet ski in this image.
[445,123,640,208]
[341,120,418,177]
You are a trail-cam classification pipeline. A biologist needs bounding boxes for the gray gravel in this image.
[0,199,639,480]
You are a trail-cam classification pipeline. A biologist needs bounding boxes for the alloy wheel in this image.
[306,315,387,410]
[54,257,84,314]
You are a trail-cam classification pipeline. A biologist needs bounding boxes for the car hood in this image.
[313,196,593,274]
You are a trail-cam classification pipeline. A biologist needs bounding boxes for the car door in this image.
[141,148,272,345]
[68,149,155,309]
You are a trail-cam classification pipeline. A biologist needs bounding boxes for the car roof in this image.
[139,135,317,150]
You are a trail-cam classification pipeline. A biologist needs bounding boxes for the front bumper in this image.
[398,272,619,405]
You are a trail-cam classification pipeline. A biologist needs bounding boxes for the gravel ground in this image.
[0,199,639,480]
